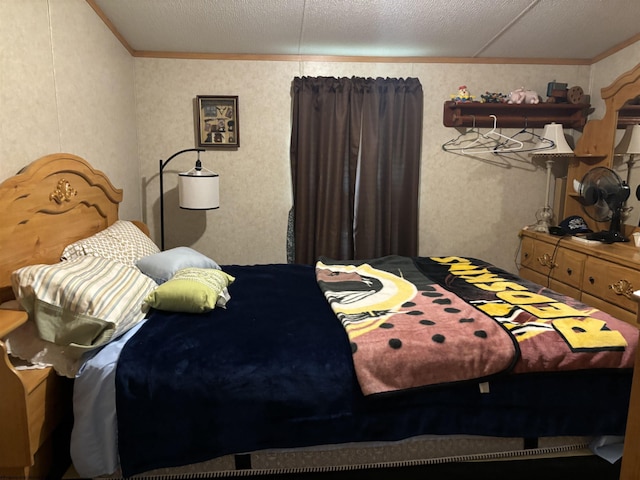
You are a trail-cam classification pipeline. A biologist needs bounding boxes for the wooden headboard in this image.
[0,153,124,303]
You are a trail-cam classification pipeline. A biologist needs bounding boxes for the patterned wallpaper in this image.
[0,0,139,220]
[135,58,592,270]
[2,0,638,272]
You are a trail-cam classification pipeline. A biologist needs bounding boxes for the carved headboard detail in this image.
[0,153,123,302]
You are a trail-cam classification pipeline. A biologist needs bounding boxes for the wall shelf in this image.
[443,101,591,130]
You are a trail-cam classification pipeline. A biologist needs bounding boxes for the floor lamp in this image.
[159,148,219,250]
[530,123,574,233]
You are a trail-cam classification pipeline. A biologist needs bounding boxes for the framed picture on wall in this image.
[196,95,239,148]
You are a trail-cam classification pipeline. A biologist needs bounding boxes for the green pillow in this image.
[144,267,234,313]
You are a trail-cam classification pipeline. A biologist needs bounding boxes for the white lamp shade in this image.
[178,170,219,210]
[615,124,640,155]
[534,123,574,154]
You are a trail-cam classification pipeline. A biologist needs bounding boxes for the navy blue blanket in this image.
[116,263,633,477]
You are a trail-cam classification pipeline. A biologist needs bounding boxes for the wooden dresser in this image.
[519,229,640,326]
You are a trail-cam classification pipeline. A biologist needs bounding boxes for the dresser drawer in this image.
[519,266,581,300]
[520,236,537,272]
[551,247,585,289]
[519,266,548,287]
[520,236,557,276]
[549,278,581,301]
[582,256,640,314]
[581,292,638,326]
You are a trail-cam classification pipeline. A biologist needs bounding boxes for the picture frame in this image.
[196,95,239,148]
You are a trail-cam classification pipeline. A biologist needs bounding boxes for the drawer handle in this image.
[609,279,634,299]
[537,253,557,269]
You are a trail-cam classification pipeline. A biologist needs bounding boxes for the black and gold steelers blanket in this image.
[316,255,638,396]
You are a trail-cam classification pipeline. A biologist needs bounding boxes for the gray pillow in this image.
[136,247,220,284]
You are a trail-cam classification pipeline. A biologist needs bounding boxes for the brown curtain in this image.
[290,76,423,264]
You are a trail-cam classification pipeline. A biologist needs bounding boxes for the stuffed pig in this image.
[507,88,540,104]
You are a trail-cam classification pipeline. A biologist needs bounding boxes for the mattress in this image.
[70,263,634,478]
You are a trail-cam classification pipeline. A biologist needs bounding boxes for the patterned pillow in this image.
[61,220,160,266]
[144,267,234,313]
[11,256,157,353]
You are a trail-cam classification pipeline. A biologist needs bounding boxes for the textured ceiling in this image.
[90,0,640,61]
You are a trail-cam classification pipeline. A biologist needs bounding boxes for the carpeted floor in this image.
[218,457,620,480]
[62,455,620,480]
[152,458,618,480]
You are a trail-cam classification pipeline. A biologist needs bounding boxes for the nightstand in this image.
[0,309,73,479]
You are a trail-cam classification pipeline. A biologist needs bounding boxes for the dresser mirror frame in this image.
[575,62,640,158]
[564,63,640,233]
[558,63,640,479]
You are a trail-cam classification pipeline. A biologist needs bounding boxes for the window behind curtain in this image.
[290,76,423,264]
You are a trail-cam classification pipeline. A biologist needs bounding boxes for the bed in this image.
[0,153,638,480]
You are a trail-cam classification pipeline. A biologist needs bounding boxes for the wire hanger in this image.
[460,115,523,154]
[442,116,484,152]
[493,117,555,153]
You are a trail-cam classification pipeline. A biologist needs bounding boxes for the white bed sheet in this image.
[70,320,146,478]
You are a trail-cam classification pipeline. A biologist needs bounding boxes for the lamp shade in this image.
[178,168,219,210]
[615,124,640,155]
[534,123,574,154]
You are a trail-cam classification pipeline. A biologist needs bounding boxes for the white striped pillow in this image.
[11,256,157,354]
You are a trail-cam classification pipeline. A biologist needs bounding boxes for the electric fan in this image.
[574,166,630,243]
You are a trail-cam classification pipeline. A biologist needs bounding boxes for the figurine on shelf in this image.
[546,85,585,104]
[450,85,475,102]
[507,87,540,104]
[545,81,568,103]
[480,91,507,103]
